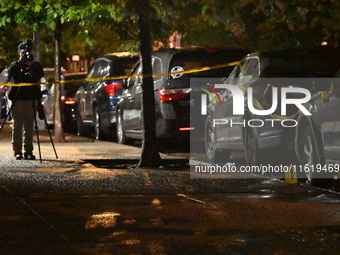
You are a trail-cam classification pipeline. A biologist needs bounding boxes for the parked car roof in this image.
[90,54,139,77]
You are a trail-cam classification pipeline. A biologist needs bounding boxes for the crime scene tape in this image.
[0,61,240,87]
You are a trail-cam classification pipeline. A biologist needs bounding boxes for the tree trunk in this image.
[137,2,162,168]
[33,31,41,62]
[53,18,65,143]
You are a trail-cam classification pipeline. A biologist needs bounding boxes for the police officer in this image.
[7,42,44,160]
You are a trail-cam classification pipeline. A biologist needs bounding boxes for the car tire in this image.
[77,111,91,137]
[116,109,127,144]
[205,115,230,163]
[298,125,331,187]
[244,127,262,165]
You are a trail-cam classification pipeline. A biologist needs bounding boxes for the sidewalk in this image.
[0,123,143,162]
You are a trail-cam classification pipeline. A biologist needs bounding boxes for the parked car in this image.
[116,47,249,144]
[294,69,340,186]
[76,53,139,140]
[205,46,340,175]
[41,72,86,131]
[0,68,9,119]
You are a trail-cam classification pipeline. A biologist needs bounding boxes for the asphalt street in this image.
[0,123,339,255]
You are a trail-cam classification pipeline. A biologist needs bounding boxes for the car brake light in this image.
[61,96,76,105]
[105,82,123,97]
[206,49,218,53]
[158,88,192,101]
[179,127,195,131]
[2,87,8,93]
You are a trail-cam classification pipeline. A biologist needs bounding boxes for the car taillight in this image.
[61,96,76,105]
[158,88,192,101]
[105,82,123,97]
[206,49,218,53]
[179,127,195,131]
[1,87,8,93]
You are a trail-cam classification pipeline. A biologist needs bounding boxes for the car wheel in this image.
[244,127,262,165]
[94,108,104,140]
[77,111,91,137]
[116,109,127,144]
[205,115,230,163]
[298,125,330,187]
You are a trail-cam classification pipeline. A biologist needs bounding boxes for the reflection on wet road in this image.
[0,125,339,254]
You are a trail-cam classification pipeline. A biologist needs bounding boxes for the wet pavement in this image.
[0,123,339,254]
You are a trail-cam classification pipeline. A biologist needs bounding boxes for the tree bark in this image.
[33,31,41,63]
[54,18,65,143]
[137,1,162,168]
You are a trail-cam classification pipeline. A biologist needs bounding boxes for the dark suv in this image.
[75,53,139,140]
[116,47,249,144]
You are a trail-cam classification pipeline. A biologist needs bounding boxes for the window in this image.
[239,58,259,84]
[227,63,243,85]
[100,60,110,77]
[152,57,162,81]
[127,63,141,88]
[86,61,101,79]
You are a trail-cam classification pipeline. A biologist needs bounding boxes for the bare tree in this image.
[137,1,162,167]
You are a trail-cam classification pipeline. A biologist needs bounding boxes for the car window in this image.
[132,62,141,75]
[86,62,101,79]
[122,57,139,75]
[100,60,110,77]
[152,57,162,81]
[239,58,259,83]
[63,74,86,94]
[0,69,9,83]
[227,62,244,85]
[130,62,138,75]
[127,63,142,88]
[112,57,139,76]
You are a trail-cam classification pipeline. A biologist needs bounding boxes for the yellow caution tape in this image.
[0,61,240,87]
[285,165,298,184]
